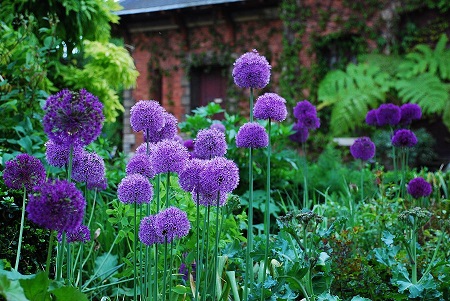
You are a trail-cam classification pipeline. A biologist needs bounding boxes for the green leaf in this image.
[381,231,395,246]
[19,272,51,301]
[0,274,28,301]
[171,285,191,294]
[94,253,119,282]
[316,292,341,301]
[350,296,372,301]
[50,286,88,301]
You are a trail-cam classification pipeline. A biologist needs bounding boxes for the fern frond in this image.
[359,54,405,76]
[396,73,449,114]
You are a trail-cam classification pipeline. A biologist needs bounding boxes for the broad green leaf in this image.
[0,274,28,301]
[19,272,51,301]
[50,286,88,301]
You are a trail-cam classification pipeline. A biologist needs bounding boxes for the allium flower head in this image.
[199,157,239,194]
[407,177,432,199]
[45,139,83,168]
[72,151,107,190]
[150,139,190,174]
[126,153,155,178]
[183,139,195,151]
[392,129,418,148]
[350,137,376,161]
[210,123,226,133]
[173,135,184,144]
[3,154,46,191]
[179,159,207,193]
[289,124,309,144]
[130,100,165,133]
[365,109,379,126]
[117,174,153,204]
[400,103,422,125]
[27,179,86,232]
[376,103,401,126]
[155,206,190,243]
[297,112,320,130]
[139,215,164,246]
[293,100,317,120]
[193,128,227,159]
[193,190,228,207]
[58,224,90,243]
[236,122,269,148]
[253,93,288,122]
[43,89,104,146]
[232,49,271,89]
[135,142,156,156]
[143,111,178,143]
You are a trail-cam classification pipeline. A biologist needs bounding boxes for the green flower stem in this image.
[250,88,254,122]
[154,174,161,301]
[166,172,171,207]
[302,142,309,209]
[169,240,174,301]
[199,205,208,301]
[134,202,138,301]
[14,187,27,271]
[163,237,169,301]
[67,241,72,283]
[360,160,364,203]
[261,120,272,301]
[195,194,201,301]
[202,206,212,301]
[401,149,407,199]
[244,147,254,301]
[45,230,55,276]
[411,220,418,284]
[212,192,221,300]
[422,224,446,279]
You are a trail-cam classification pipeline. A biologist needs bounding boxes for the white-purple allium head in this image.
[193,128,227,159]
[253,93,288,122]
[43,89,104,146]
[155,206,191,243]
[178,159,207,193]
[143,111,178,143]
[350,137,376,161]
[365,109,379,127]
[407,177,432,199]
[210,123,226,133]
[150,139,190,174]
[45,139,83,168]
[391,129,418,148]
[72,150,107,190]
[236,122,269,148]
[199,157,239,194]
[400,103,422,125]
[58,224,91,244]
[193,190,228,207]
[3,154,46,191]
[126,153,155,179]
[139,215,164,246]
[376,103,400,127]
[130,100,165,133]
[117,174,153,204]
[289,124,309,144]
[232,49,271,89]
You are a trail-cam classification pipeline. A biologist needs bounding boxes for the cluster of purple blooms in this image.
[350,137,376,161]
[2,89,108,244]
[290,100,321,144]
[407,177,432,199]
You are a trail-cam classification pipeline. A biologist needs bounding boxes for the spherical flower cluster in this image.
[391,129,418,148]
[289,124,309,144]
[183,139,195,152]
[193,128,227,159]
[150,139,189,174]
[210,123,226,133]
[297,113,320,130]
[193,190,228,207]
[376,103,400,126]
[43,89,104,146]
[58,224,91,243]
[236,122,269,148]
[130,100,165,133]
[350,137,376,161]
[173,135,184,144]
[27,179,86,232]
[139,215,164,246]
[293,100,320,130]
[135,142,156,155]
[199,157,239,194]
[365,109,379,127]
[253,93,288,122]
[126,153,155,178]
[232,49,271,89]
[293,100,316,119]
[3,154,46,191]
[45,139,83,168]
[400,103,422,125]
[155,206,190,243]
[143,111,178,143]
[72,151,107,190]
[117,174,153,204]
[407,177,432,199]
[178,159,207,193]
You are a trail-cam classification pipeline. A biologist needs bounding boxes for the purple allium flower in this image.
[72,151,107,190]
[117,174,153,204]
[297,112,321,130]
[173,135,184,144]
[139,215,164,246]
[199,157,239,193]
[43,89,104,146]
[178,159,207,193]
[210,123,226,133]
[27,179,86,232]
[289,124,309,144]
[183,139,195,151]
[232,49,271,89]
[236,122,269,148]
[3,154,46,191]
[376,103,401,126]
[193,190,228,207]
[45,139,83,168]
[130,100,165,133]
[126,153,155,179]
[150,139,190,174]
[293,100,317,120]
[391,129,418,148]
[365,109,379,127]
[407,177,432,199]
[135,142,156,156]
[400,103,422,125]
[155,206,191,243]
[58,224,91,243]
[179,263,189,281]
[350,137,376,161]
[193,128,227,159]
[253,93,288,122]
[143,111,178,143]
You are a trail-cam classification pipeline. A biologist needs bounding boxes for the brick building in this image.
[114,0,449,157]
